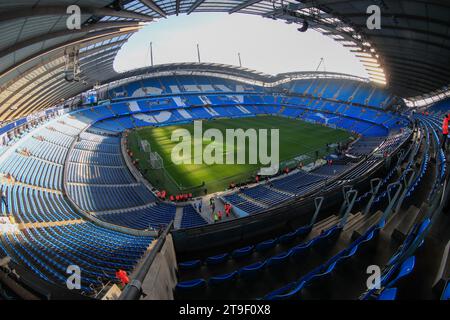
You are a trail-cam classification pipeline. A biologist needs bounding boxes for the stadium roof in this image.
[0,0,449,122]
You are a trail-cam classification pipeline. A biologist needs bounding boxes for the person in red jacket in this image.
[442,114,449,151]
[116,269,129,288]
[225,203,231,217]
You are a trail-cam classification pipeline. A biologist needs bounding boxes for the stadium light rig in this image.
[297,20,309,32]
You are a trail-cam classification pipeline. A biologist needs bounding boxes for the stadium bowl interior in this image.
[0,0,449,302]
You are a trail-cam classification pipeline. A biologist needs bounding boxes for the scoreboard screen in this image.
[82,90,98,105]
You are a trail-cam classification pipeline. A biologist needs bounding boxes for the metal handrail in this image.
[119,221,174,300]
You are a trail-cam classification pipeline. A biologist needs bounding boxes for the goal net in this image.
[149,151,164,169]
[140,139,151,153]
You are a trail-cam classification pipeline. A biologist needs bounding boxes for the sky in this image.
[114,13,368,78]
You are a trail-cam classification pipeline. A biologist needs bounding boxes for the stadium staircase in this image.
[173,207,184,229]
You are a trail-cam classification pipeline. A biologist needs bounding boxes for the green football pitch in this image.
[127,115,354,195]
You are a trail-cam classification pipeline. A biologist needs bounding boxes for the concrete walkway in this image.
[193,193,236,223]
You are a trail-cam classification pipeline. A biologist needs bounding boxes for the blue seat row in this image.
[79,131,120,144]
[442,281,450,300]
[240,185,292,207]
[0,153,62,190]
[271,171,325,195]
[69,149,124,166]
[178,221,315,271]
[38,128,74,148]
[19,137,69,165]
[1,222,153,294]
[264,221,385,300]
[176,225,342,292]
[180,205,207,229]
[361,219,430,300]
[75,140,120,154]
[67,184,156,212]
[3,184,79,223]
[97,203,176,230]
[222,193,265,215]
[67,163,135,185]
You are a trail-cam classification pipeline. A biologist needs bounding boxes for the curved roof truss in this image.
[1,0,449,123]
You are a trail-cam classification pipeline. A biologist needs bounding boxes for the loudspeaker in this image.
[297,20,309,32]
[112,0,124,11]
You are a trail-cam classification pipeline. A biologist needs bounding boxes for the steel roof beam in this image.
[0,35,127,89]
[175,0,181,15]
[1,75,66,119]
[338,12,450,28]
[0,6,153,23]
[13,82,86,119]
[187,0,207,14]
[228,0,263,14]
[0,26,140,81]
[140,0,167,18]
[0,21,139,62]
[13,77,87,119]
[378,54,450,79]
[367,34,450,52]
[3,54,116,115]
[1,40,126,106]
[3,52,115,118]
[14,56,116,116]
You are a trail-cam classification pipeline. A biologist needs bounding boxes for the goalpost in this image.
[148,150,183,192]
[139,139,151,153]
[137,137,162,168]
[130,132,183,194]
[149,151,164,169]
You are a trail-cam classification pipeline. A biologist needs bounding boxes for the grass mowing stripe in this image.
[128,115,353,195]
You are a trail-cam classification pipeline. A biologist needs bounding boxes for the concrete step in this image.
[351,210,383,240]
[173,206,184,229]
[343,212,364,232]
[314,214,340,231]
[392,205,421,242]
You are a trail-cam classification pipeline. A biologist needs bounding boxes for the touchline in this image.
[170,120,280,175]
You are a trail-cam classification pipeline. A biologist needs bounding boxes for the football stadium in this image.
[0,0,449,306]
